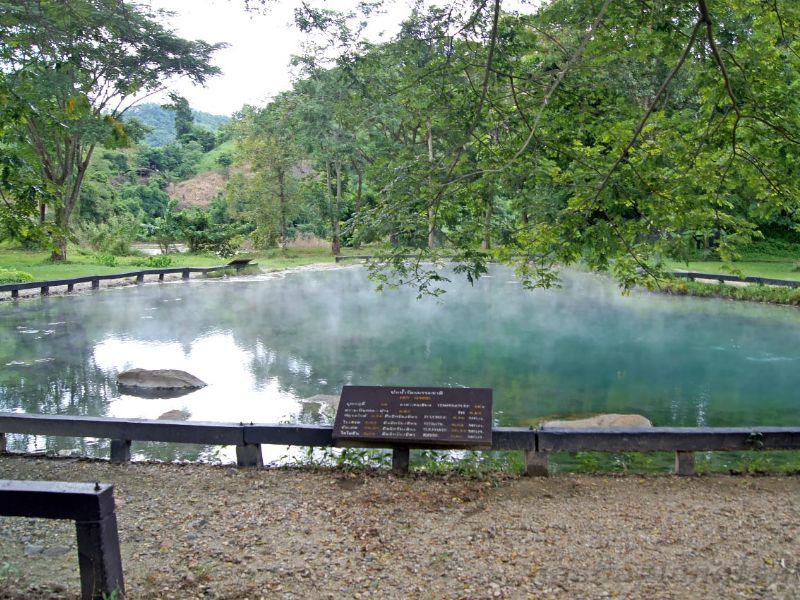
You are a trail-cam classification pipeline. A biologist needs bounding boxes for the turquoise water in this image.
[2,266,799,460]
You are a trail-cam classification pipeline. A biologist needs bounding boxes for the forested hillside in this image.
[124,104,230,147]
[2,0,800,292]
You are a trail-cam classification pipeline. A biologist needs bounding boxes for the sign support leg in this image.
[525,449,549,477]
[392,447,410,474]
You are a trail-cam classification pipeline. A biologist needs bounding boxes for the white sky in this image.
[140,0,411,115]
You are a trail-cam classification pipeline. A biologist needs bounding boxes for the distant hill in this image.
[124,103,230,147]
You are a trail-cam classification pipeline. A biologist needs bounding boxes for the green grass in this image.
[660,278,800,306]
[195,140,235,174]
[667,260,800,281]
[0,243,369,283]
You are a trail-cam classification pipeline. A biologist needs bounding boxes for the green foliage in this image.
[162,93,194,139]
[7,0,800,282]
[661,278,800,306]
[224,0,800,295]
[0,0,224,260]
[0,560,18,583]
[736,238,800,261]
[0,268,34,284]
[132,255,173,268]
[196,140,236,174]
[123,103,230,148]
[95,253,118,267]
[81,214,139,256]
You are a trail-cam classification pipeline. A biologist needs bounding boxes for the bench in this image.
[227,258,257,271]
[0,480,124,599]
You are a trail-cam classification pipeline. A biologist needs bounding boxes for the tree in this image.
[233,0,800,293]
[229,100,303,248]
[0,0,224,260]
[162,93,194,139]
[0,73,57,246]
[324,0,800,292]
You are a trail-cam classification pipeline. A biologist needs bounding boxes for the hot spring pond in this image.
[2,266,799,464]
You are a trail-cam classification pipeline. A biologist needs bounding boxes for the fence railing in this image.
[1,413,798,476]
[0,261,256,299]
[672,271,800,288]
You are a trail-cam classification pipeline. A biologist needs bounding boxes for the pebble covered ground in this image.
[0,455,797,599]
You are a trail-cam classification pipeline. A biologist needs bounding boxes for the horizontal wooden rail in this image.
[1,413,799,476]
[672,271,800,288]
[0,260,258,298]
[334,255,374,262]
[538,427,800,453]
[0,413,243,444]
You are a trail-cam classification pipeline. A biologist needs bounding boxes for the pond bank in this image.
[0,456,797,599]
[659,278,800,307]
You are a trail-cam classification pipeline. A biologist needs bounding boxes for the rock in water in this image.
[117,369,206,390]
[541,413,652,429]
[158,409,191,420]
[301,394,340,409]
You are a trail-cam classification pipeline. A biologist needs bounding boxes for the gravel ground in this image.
[0,455,797,600]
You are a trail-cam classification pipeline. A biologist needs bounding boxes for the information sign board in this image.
[332,385,492,447]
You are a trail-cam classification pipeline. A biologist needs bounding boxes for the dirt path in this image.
[0,456,797,599]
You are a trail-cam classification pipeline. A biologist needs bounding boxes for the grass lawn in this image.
[0,244,355,282]
[667,259,800,281]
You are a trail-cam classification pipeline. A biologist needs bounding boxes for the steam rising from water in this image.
[2,265,800,460]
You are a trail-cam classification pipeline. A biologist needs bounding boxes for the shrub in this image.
[0,268,34,284]
[81,215,138,256]
[95,253,117,267]
[132,255,173,268]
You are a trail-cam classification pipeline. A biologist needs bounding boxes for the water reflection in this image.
[2,266,800,460]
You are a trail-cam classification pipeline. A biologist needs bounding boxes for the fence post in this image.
[0,433,5,453]
[674,451,695,476]
[392,447,410,474]
[91,278,100,290]
[524,449,549,477]
[75,509,125,599]
[158,273,165,282]
[11,290,18,299]
[67,283,75,292]
[41,286,49,296]
[181,270,190,280]
[236,443,263,467]
[135,274,144,284]
[109,440,131,464]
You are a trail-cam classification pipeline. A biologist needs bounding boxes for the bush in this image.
[81,215,138,256]
[95,253,117,267]
[0,268,34,284]
[132,255,173,268]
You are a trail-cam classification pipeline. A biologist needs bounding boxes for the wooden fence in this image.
[672,271,800,288]
[0,261,256,299]
[1,413,799,476]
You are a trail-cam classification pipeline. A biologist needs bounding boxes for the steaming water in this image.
[2,266,799,462]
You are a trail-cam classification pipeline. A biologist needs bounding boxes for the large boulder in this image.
[541,413,652,429]
[118,369,206,390]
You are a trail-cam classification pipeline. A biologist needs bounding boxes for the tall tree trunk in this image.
[332,160,341,256]
[50,143,94,262]
[277,166,287,249]
[352,160,363,248]
[427,120,436,249]
[483,196,492,251]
